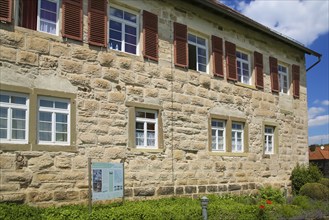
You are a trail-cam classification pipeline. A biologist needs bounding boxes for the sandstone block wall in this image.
[0,0,308,205]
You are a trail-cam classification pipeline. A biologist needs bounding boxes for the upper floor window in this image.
[109,7,138,55]
[278,64,289,94]
[231,122,244,152]
[0,91,29,143]
[38,96,70,145]
[211,120,226,152]
[188,33,207,72]
[17,0,59,35]
[135,109,157,148]
[264,126,274,154]
[236,50,251,84]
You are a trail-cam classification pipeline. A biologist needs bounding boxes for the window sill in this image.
[209,152,248,157]
[235,82,257,90]
[130,148,164,153]
[0,143,31,151]
[32,144,77,152]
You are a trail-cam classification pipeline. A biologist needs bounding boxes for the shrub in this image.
[299,183,329,201]
[258,186,285,204]
[319,178,329,189]
[292,195,312,210]
[290,163,323,194]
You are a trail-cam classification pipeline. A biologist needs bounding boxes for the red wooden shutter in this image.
[269,56,279,92]
[88,0,107,47]
[254,51,264,89]
[225,41,237,81]
[21,0,37,30]
[143,10,158,61]
[62,0,83,41]
[174,22,187,68]
[212,35,223,77]
[0,0,12,22]
[292,64,300,98]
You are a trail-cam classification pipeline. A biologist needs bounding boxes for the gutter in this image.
[188,0,322,71]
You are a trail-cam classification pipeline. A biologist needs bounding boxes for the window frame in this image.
[231,122,244,153]
[37,0,60,36]
[187,32,208,73]
[0,91,29,144]
[236,50,251,85]
[211,119,226,152]
[264,126,274,154]
[108,5,140,55]
[135,108,158,149]
[37,96,71,146]
[278,64,289,94]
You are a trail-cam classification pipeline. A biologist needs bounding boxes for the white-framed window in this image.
[108,6,139,55]
[38,96,70,145]
[264,126,274,154]
[0,91,29,144]
[37,0,59,35]
[231,122,244,152]
[278,64,289,94]
[188,33,208,73]
[236,50,251,84]
[211,120,226,152]
[135,109,158,148]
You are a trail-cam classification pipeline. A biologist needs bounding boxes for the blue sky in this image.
[220,0,329,145]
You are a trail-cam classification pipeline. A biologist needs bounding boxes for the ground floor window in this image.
[232,122,244,152]
[211,120,226,151]
[135,109,158,148]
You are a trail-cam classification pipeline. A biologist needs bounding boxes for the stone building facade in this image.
[0,0,319,205]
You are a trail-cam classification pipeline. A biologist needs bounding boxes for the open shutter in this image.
[225,41,237,81]
[174,22,187,68]
[0,0,12,22]
[269,56,279,92]
[292,64,300,98]
[212,35,223,77]
[88,0,107,47]
[20,0,37,30]
[62,0,83,41]
[143,10,158,61]
[254,51,264,89]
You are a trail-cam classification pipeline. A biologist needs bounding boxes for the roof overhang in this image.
[189,0,321,58]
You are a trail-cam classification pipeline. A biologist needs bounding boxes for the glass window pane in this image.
[40,10,57,22]
[0,118,7,128]
[242,53,248,60]
[0,108,7,118]
[146,112,155,119]
[211,121,217,127]
[56,133,67,142]
[110,20,122,31]
[125,34,136,45]
[11,96,26,104]
[56,113,67,123]
[188,34,196,43]
[212,137,216,150]
[147,138,155,146]
[12,109,26,119]
[147,123,155,131]
[197,37,205,46]
[110,29,122,41]
[12,119,25,129]
[125,44,136,54]
[198,56,206,65]
[109,40,122,51]
[41,0,57,12]
[39,132,51,141]
[56,123,67,132]
[136,137,143,146]
[110,7,123,19]
[40,100,53,107]
[0,95,9,103]
[198,48,206,56]
[39,122,52,131]
[136,111,145,118]
[198,64,206,72]
[212,129,216,136]
[12,130,25,140]
[125,25,136,35]
[136,122,144,130]
[0,129,6,138]
[39,112,52,122]
[55,101,68,109]
[124,11,136,23]
[39,21,56,34]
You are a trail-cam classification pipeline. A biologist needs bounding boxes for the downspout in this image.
[306,53,322,72]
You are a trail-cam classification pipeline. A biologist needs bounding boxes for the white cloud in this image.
[313,99,319,104]
[322,100,329,106]
[309,134,329,145]
[223,0,329,46]
[308,107,325,119]
[308,114,329,127]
